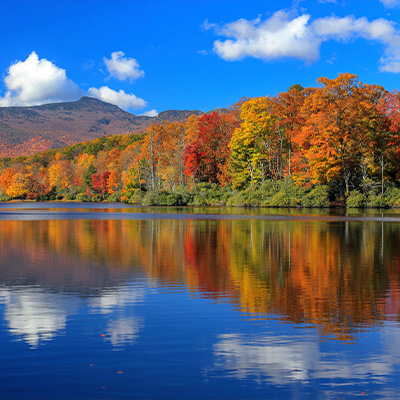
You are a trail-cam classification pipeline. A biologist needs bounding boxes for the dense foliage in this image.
[2,73,400,207]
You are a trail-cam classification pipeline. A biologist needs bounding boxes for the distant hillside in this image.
[0,97,203,157]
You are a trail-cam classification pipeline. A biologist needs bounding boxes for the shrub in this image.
[142,191,159,206]
[155,191,188,206]
[64,193,76,201]
[303,185,330,207]
[106,191,122,203]
[188,183,228,206]
[382,187,400,207]
[76,193,89,202]
[366,192,388,208]
[268,179,306,207]
[346,190,365,208]
[122,188,145,204]
[0,192,10,201]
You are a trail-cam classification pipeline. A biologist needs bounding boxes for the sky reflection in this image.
[212,328,400,393]
[0,289,79,347]
[0,284,145,349]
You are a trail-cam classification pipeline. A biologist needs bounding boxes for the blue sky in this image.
[1,0,400,115]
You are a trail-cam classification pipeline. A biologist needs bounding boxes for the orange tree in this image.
[293,73,385,196]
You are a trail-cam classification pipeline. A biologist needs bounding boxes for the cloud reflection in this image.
[213,333,319,384]
[105,316,144,348]
[88,286,144,314]
[0,289,79,347]
[0,284,145,349]
[212,331,400,389]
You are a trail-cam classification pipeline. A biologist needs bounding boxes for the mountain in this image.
[0,97,203,158]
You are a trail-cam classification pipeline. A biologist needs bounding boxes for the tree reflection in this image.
[1,217,399,341]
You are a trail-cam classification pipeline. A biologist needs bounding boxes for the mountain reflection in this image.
[1,218,400,344]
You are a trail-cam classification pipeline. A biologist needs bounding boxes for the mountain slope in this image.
[0,97,203,157]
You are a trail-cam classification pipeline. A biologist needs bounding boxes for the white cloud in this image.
[0,52,83,106]
[212,11,322,63]
[87,86,147,110]
[140,109,158,117]
[201,19,217,31]
[207,11,400,72]
[104,51,144,82]
[380,0,400,8]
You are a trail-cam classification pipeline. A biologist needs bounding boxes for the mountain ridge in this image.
[0,97,204,157]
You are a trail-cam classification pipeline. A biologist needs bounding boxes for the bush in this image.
[366,192,388,208]
[303,185,330,207]
[90,194,103,202]
[122,188,145,204]
[76,193,89,202]
[142,191,159,206]
[0,192,10,201]
[64,193,76,201]
[268,179,306,207]
[155,191,188,206]
[238,181,278,206]
[106,191,122,203]
[346,190,365,208]
[382,187,400,207]
[188,183,229,206]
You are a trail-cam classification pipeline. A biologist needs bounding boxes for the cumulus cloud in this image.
[104,51,145,82]
[380,0,400,7]
[207,11,400,72]
[212,11,322,63]
[0,51,83,106]
[87,86,147,110]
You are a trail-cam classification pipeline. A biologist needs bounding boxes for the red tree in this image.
[184,112,238,184]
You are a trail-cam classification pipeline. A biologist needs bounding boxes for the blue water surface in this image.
[0,204,399,399]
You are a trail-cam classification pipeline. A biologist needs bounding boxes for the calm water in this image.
[0,203,400,399]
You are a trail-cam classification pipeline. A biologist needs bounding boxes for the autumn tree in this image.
[374,91,400,193]
[48,159,75,193]
[185,111,239,185]
[293,73,385,196]
[141,124,162,190]
[229,97,278,188]
[274,85,309,176]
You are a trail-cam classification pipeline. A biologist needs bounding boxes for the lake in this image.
[0,203,400,399]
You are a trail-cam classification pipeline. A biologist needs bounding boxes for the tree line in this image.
[2,73,400,207]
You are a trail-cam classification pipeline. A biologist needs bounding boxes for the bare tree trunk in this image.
[248,161,254,186]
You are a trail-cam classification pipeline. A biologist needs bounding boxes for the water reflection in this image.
[213,333,319,383]
[0,289,79,347]
[1,210,400,398]
[212,327,400,389]
[0,283,145,348]
[1,217,400,344]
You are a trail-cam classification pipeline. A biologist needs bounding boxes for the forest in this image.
[2,72,400,208]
